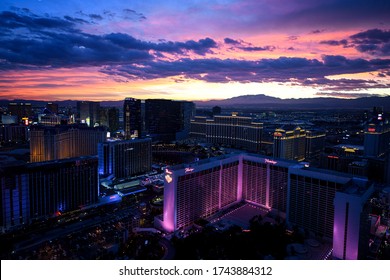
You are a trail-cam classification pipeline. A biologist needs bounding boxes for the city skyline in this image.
[0,0,389,101]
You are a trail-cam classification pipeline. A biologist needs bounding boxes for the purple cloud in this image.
[320,39,349,46]
[223,37,275,52]
[350,29,390,56]
[224,38,241,45]
[101,55,390,86]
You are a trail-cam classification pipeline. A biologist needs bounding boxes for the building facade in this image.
[99,107,119,133]
[145,99,194,142]
[124,98,142,139]
[287,168,349,239]
[27,157,99,220]
[273,126,306,161]
[8,102,32,122]
[77,101,100,127]
[155,153,373,259]
[333,180,374,260]
[98,138,152,179]
[0,159,29,232]
[190,113,263,152]
[30,124,107,162]
[156,154,295,232]
[0,124,29,144]
[1,156,99,232]
[305,129,326,159]
[364,122,390,158]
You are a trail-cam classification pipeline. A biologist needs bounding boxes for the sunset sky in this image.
[0,0,389,101]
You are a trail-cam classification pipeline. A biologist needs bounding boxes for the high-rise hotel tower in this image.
[155,153,374,259]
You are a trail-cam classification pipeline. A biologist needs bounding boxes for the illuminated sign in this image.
[368,127,376,132]
[185,167,194,173]
[274,132,283,137]
[265,159,277,164]
[22,117,29,126]
[165,174,173,183]
[328,155,339,159]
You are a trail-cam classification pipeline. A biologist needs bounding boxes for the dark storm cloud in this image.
[223,38,275,52]
[0,11,75,30]
[63,16,90,24]
[350,29,390,44]
[101,55,390,85]
[1,9,390,89]
[123,8,147,21]
[240,46,275,52]
[317,29,390,56]
[105,33,217,55]
[350,29,390,56]
[0,11,217,69]
[0,34,152,68]
[318,29,388,56]
[89,14,104,21]
[319,39,349,46]
[224,38,241,45]
[75,11,103,22]
[75,9,145,23]
[303,77,390,91]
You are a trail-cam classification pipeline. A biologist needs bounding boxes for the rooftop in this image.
[342,178,372,196]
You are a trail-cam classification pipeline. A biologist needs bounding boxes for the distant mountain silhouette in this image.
[1,94,390,110]
[195,94,390,110]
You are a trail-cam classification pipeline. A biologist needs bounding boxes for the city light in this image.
[265,159,277,165]
[184,167,194,173]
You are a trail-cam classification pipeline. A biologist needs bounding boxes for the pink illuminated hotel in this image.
[155,153,374,260]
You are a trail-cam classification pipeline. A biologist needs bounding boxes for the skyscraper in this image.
[305,129,326,159]
[123,98,142,139]
[145,99,194,142]
[156,153,374,259]
[364,122,390,158]
[0,158,29,232]
[1,156,99,231]
[273,126,306,161]
[98,138,152,179]
[77,101,100,127]
[189,116,208,139]
[333,180,374,260]
[287,167,348,239]
[30,124,107,162]
[156,154,295,232]
[27,156,99,220]
[156,154,241,232]
[99,107,119,133]
[190,113,263,152]
[8,102,32,122]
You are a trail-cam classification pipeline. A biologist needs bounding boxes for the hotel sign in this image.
[185,167,194,173]
[265,159,277,164]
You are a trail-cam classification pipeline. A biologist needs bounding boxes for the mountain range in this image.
[194,94,390,110]
[1,94,390,110]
